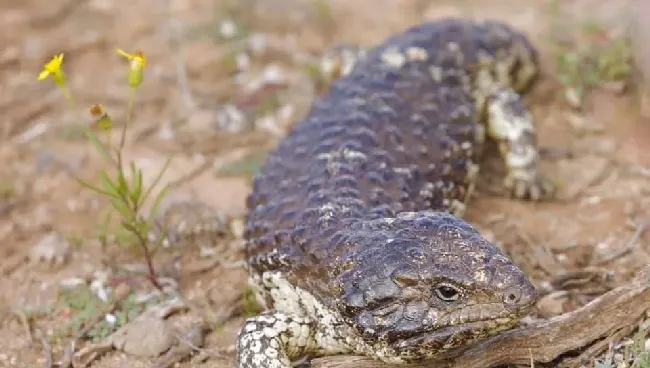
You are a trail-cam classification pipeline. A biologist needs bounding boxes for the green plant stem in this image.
[120,87,137,150]
[60,85,77,111]
[135,230,162,291]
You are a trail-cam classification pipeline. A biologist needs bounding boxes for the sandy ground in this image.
[1,0,649,367]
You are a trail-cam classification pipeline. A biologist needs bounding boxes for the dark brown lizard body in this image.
[237,18,554,368]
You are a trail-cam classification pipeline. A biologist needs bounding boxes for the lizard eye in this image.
[434,283,461,302]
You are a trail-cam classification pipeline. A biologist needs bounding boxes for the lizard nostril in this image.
[503,281,537,308]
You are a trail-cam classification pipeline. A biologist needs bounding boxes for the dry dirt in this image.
[1,0,649,367]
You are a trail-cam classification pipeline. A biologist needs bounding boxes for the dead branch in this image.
[312,264,650,368]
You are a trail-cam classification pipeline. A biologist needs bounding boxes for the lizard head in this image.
[335,211,537,363]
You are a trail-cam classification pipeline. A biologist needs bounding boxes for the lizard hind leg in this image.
[484,87,555,201]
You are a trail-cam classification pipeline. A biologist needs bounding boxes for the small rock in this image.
[242,64,288,93]
[111,314,175,357]
[254,114,283,136]
[219,19,238,39]
[90,269,112,302]
[235,52,251,71]
[600,81,627,94]
[154,199,230,249]
[216,104,251,133]
[564,87,582,109]
[105,313,117,325]
[536,291,568,318]
[580,195,602,206]
[564,112,605,134]
[556,155,610,199]
[572,137,617,156]
[249,33,268,55]
[15,122,49,144]
[60,278,86,289]
[186,109,218,133]
[29,232,70,267]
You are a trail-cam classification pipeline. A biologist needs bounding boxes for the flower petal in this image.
[38,70,50,80]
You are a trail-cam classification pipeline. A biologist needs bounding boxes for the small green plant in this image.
[37,50,172,290]
[594,359,615,368]
[55,284,105,339]
[554,26,632,97]
[628,328,650,368]
[595,328,650,368]
[547,3,633,101]
[55,284,162,342]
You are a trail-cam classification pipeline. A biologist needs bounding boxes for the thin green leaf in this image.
[141,157,172,205]
[133,217,150,236]
[130,162,143,207]
[85,129,112,162]
[75,176,120,199]
[120,221,138,235]
[115,224,138,247]
[116,163,130,196]
[109,197,132,220]
[99,171,120,197]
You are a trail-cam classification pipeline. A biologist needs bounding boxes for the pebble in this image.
[219,19,238,39]
[217,104,251,133]
[564,87,582,109]
[105,313,117,325]
[536,291,568,318]
[15,122,49,144]
[564,112,605,134]
[60,277,87,289]
[29,232,70,267]
[111,314,175,357]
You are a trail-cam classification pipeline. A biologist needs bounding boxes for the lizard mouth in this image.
[392,315,522,360]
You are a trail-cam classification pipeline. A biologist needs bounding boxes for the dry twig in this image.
[596,217,650,265]
[35,329,53,368]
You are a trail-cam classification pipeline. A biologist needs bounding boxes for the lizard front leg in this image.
[236,311,316,368]
[483,86,555,200]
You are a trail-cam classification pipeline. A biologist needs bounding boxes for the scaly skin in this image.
[237,18,554,368]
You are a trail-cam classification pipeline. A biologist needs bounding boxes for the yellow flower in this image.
[38,53,66,86]
[116,49,146,88]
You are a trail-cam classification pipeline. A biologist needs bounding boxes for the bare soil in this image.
[1,0,649,367]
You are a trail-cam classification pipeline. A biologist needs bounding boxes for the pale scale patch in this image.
[405,46,428,61]
[342,148,368,161]
[429,65,443,82]
[381,47,406,68]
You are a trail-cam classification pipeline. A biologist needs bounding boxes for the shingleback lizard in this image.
[237,18,555,367]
